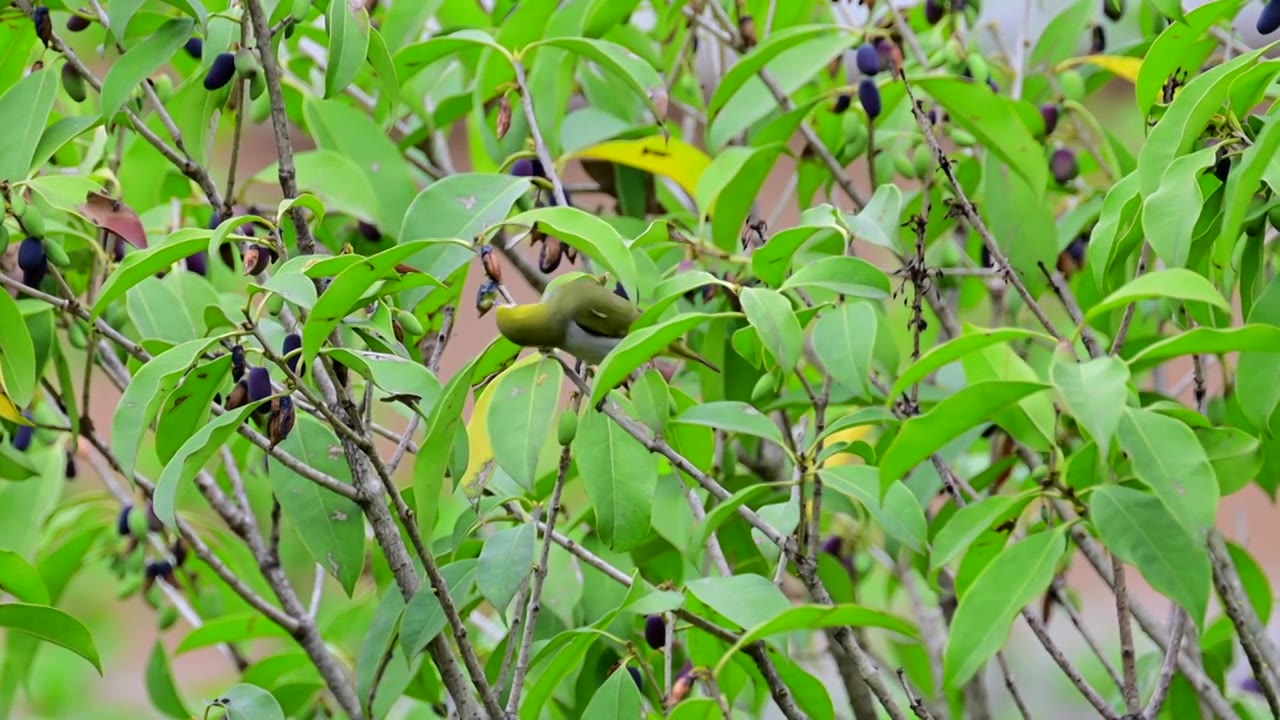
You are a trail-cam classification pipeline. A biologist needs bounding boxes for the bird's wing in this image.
[568,285,638,338]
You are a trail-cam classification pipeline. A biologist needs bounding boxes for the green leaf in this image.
[1217,101,1280,275]
[528,37,664,120]
[254,150,381,225]
[0,550,49,604]
[476,522,535,617]
[91,230,216,320]
[739,287,803,372]
[944,529,1066,688]
[268,416,363,596]
[324,0,370,98]
[1051,355,1130,455]
[506,205,639,296]
[107,0,146,38]
[1030,0,1096,67]
[301,239,448,365]
[890,327,1052,399]
[811,303,878,397]
[0,603,101,674]
[1128,325,1280,372]
[1117,407,1219,532]
[1090,485,1210,630]
[574,407,658,551]
[582,666,644,719]
[695,143,787,251]
[322,348,441,404]
[592,312,737,406]
[781,256,891,299]
[752,216,845,287]
[401,560,476,660]
[101,18,194,121]
[0,66,59,182]
[399,173,531,280]
[1084,269,1231,323]
[878,381,1051,486]
[112,337,223,479]
[212,684,285,720]
[708,25,848,115]
[1143,150,1217,270]
[145,640,190,719]
[1136,1,1238,116]
[841,184,904,251]
[154,355,230,466]
[176,613,293,654]
[1227,541,1272,624]
[487,356,562,491]
[715,603,917,674]
[393,28,510,80]
[915,78,1047,195]
[152,398,271,528]
[929,493,1035,574]
[821,466,927,552]
[983,152,1055,297]
[671,401,786,449]
[0,443,39,481]
[1197,427,1262,496]
[0,291,35,408]
[685,574,792,631]
[413,356,478,539]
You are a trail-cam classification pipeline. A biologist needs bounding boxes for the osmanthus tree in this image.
[2,0,1280,717]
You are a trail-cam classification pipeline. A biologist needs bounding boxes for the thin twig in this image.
[1113,556,1141,715]
[1142,606,1186,719]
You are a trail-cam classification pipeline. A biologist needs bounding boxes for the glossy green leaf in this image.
[983,152,1055,297]
[716,603,917,674]
[324,0,370,99]
[176,613,293,654]
[1084,269,1231,323]
[671,401,786,449]
[413,355,478,538]
[0,291,35,408]
[211,684,284,720]
[821,466,926,552]
[91,230,216,319]
[842,184,903,251]
[154,355,230,466]
[582,665,644,719]
[944,529,1066,688]
[528,37,664,119]
[399,173,531,281]
[1128,325,1280,372]
[890,327,1052,399]
[0,66,59,182]
[708,25,848,114]
[1217,101,1280,275]
[254,150,380,225]
[685,574,792,631]
[740,287,803,372]
[0,550,48,604]
[101,18,194,121]
[915,78,1047,194]
[476,522,535,617]
[1051,355,1130,455]
[929,493,1035,574]
[145,640,190,719]
[268,416,363,596]
[781,256,891,299]
[695,143,786,251]
[752,219,845,287]
[486,355,562,491]
[575,407,658,551]
[393,28,510,80]
[1030,0,1096,68]
[879,381,1051,486]
[112,337,223,479]
[1141,148,1217,269]
[1227,541,1272,624]
[1091,485,1210,630]
[1135,0,1235,115]
[1118,407,1219,532]
[323,348,441,404]
[1197,427,1263,496]
[0,603,101,674]
[153,398,271,528]
[401,560,476,660]
[592,312,738,406]
[507,205,639,297]
[811,302,877,397]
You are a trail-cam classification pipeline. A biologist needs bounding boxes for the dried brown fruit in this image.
[480,244,502,284]
[539,237,563,273]
[495,95,512,140]
[268,396,295,449]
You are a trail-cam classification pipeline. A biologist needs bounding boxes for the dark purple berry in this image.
[613,282,629,301]
[511,158,545,178]
[184,36,203,59]
[117,505,133,536]
[11,424,32,451]
[17,237,45,273]
[172,539,187,568]
[833,93,851,113]
[186,249,208,276]
[22,265,46,288]
[231,345,246,382]
[858,77,881,120]
[1051,149,1079,184]
[64,451,77,479]
[65,13,91,32]
[1090,25,1106,54]
[246,366,271,403]
[203,52,235,91]
[145,559,174,581]
[627,666,643,691]
[33,6,52,48]
[855,43,880,75]
[987,77,1000,93]
[1103,0,1124,22]
[147,503,164,532]
[1261,1,1280,35]
[925,0,945,24]
[282,333,303,376]
[644,614,666,649]
[268,395,295,449]
[821,535,843,556]
[356,221,382,242]
[1039,103,1060,136]
[112,235,126,262]
[1213,155,1231,182]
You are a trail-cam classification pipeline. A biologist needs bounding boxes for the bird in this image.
[494,275,720,371]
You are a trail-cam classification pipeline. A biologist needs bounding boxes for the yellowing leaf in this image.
[823,422,873,467]
[565,136,712,200]
[460,352,540,494]
[0,369,30,426]
[1055,55,1142,83]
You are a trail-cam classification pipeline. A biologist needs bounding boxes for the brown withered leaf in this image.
[81,192,148,249]
[495,96,512,140]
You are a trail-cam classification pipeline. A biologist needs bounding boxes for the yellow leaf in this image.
[0,369,30,426]
[565,136,712,201]
[822,418,874,468]
[460,352,559,494]
[1055,55,1142,83]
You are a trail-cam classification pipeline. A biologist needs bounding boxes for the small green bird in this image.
[495,275,720,371]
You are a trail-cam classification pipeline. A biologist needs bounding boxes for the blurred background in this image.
[9,1,1278,718]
